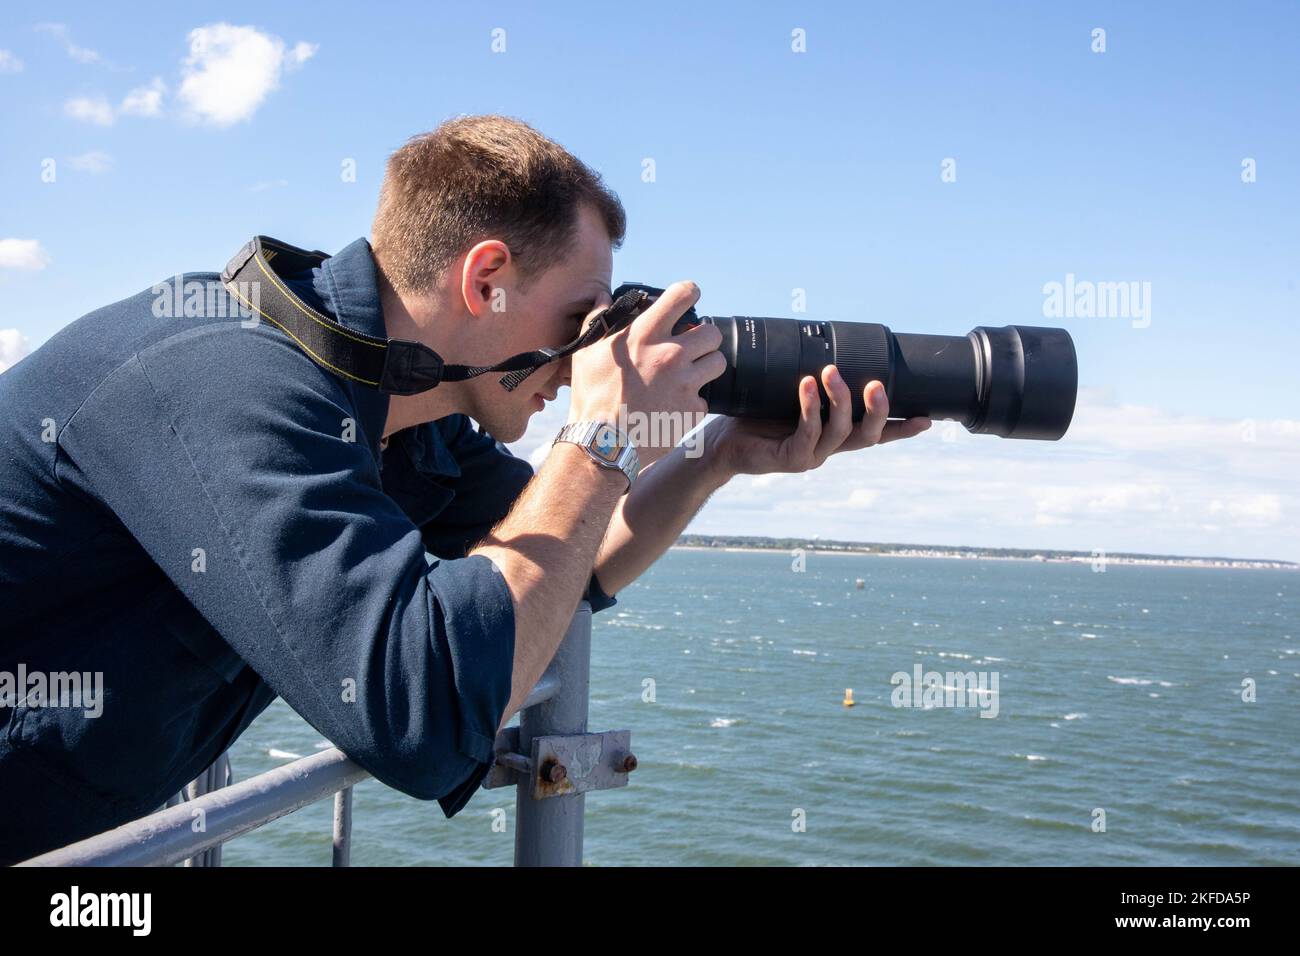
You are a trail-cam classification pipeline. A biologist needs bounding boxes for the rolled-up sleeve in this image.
[425,553,516,815]
[55,326,515,815]
[583,570,618,614]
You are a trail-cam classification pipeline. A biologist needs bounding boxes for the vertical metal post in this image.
[514,602,591,866]
[332,786,353,866]
[182,751,231,867]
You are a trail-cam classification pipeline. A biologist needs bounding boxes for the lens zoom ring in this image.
[830,323,892,385]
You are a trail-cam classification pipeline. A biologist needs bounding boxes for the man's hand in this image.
[567,281,725,468]
[702,364,932,477]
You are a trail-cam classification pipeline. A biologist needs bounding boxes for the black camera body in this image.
[614,283,1078,441]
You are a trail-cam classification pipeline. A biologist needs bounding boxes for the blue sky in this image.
[2,2,1297,560]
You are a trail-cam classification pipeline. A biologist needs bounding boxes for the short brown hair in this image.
[372,115,626,294]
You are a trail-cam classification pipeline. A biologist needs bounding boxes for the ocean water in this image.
[220,550,1299,866]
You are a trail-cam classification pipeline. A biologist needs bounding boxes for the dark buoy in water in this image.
[855,578,865,589]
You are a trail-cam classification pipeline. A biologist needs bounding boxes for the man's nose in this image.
[557,354,573,389]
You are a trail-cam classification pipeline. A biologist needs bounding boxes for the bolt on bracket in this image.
[482,727,635,799]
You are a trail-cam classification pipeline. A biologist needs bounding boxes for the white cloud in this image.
[51,25,312,129]
[845,487,881,509]
[65,80,168,125]
[0,329,32,373]
[64,95,115,125]
[120,77,166,117]
[35,23,105,66]
[67,150,113,173]
[503,390,1300,562]
[1032,482,1172,521]
[0,239,51,271]
[1211,494,1283,525]
[288,41,319,67]
[177,24,316,127]
[0,50,23,73]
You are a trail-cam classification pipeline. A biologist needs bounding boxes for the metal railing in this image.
[17,602,635,867]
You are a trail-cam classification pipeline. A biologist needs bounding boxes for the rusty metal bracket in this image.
[482,727,635,799]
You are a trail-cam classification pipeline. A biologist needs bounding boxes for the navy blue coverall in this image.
[0,237,615,864]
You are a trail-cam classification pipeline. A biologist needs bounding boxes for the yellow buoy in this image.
[842,688,855,707]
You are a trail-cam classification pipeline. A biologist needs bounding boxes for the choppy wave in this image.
[226,552,1299,867]
[1108,676,1176,687]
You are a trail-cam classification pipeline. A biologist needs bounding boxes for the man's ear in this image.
[460,239,512,318]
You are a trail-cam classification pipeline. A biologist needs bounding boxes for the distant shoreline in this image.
[668,541,1298,571]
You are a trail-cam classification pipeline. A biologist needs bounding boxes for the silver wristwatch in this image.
[553,420,640,493]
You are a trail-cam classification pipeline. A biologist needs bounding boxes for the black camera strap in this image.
[220,235,649,396]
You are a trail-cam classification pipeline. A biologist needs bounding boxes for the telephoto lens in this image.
[616,283,1078,441]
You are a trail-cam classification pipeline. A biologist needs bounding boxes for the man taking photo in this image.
[0,114,929,864]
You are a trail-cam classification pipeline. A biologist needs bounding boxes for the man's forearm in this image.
[592,429,733,596]
[471,442,627,731]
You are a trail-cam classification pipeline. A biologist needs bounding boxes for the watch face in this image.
[592,424,622,463]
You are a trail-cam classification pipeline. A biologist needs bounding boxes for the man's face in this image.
[465,203,614,442]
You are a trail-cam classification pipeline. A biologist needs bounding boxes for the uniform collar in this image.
[310,238,461,480]
[315,237,386,340]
